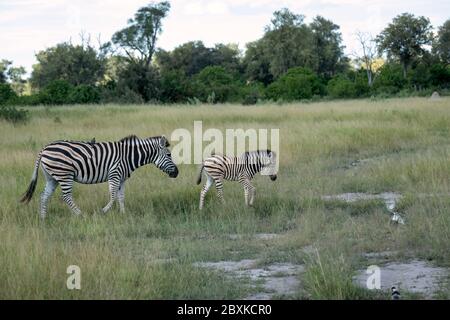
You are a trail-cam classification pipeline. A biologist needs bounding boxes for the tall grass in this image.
[1,97,449,299]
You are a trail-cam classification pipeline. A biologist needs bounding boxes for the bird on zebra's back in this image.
[20,135,178,218]
[196,150,277,209]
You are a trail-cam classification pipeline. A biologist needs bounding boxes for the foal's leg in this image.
[117,181,126,213]
[248,184,256,206]
[199,175,213,210]
[239,176,255,206]
[214,178,225,205]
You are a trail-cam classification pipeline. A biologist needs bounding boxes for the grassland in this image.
[1,97,450,299]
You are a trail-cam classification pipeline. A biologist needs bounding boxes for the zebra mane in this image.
[243,149,272,157]
[118,135,169,147]
[119,135,140,142]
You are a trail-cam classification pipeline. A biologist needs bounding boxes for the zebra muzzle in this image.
[169,168,179,178]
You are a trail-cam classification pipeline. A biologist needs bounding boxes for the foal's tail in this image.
[20,152,42,204]
[196,163,204,185]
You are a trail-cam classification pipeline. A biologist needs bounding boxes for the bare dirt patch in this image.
[194,260,304,299]
[322,192,405,224]
[227,233,281,241]
[354,259,448,299]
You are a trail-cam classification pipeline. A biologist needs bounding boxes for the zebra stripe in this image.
[196,150,277,209]
[20,135,178,218]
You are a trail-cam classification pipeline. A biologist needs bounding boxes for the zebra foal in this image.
[20,135,178,218]
[196,150,277,209]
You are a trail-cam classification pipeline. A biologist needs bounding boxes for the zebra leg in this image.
[103,178,120,213]
[117,181,126,213]
[199,175,213,210]
[59,179,82,215]
[239,177,254,206]
[215,178,225,205]
[248,184,256,206]
[40,170,58,218]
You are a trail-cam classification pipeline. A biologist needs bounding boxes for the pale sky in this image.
[1,0,449,74]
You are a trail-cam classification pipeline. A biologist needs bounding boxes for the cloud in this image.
[1,0,449,74]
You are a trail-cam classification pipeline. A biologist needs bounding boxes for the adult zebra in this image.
[20,135,178,218]
[196,150,277,209]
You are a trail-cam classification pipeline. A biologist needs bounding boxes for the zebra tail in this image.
[196,164,204,185]
[20,152,42,204]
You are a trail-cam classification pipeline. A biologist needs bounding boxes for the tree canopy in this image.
[433,19,450,65]
[156,41,241,77]
[376,13,433,78]
[30,42,106,88]
[2,6,449,107]
[112,1,170,67]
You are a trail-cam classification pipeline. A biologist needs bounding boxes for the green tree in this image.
[243,9,346,83]
[0,60,27,94]
[310,16,348,78]
[263,8,315,78]
[156,41,241,77]
[31,42,106,88]
[433,19,450,65]
[112,1,170,67]
[111,2,170,102]
[0,60,12,83]
[376,13,433,78]
[243,40,273,85]
[7,66,27,95]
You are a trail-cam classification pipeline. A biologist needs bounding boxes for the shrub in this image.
[193,66,240,103]
[408,63,431,90]
[40,80,73,105]
[240,82,265,105]
[0,105,28,123]
[0,83,17,105]
[351,71,371,97]
[116,64,160,102]
[69,85,100,104]
[372,63,406,94]
[159,70,193,103]
[429,63,450,88]
[10,94,42,106]
[265,67,323,101]
[327,75,357,99]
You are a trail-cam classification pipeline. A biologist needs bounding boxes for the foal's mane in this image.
[119,135,139,142]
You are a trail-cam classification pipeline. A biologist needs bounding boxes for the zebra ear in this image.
[160,135,170,147]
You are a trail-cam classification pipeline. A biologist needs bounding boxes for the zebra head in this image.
[260,150,277,181]
[153,136,179,178]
